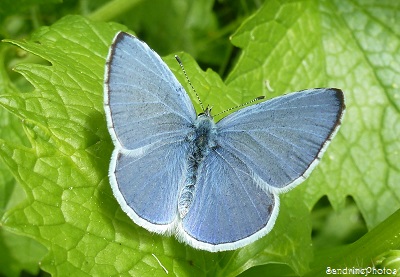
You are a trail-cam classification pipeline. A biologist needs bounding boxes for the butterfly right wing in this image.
[104,32,196,151]
[104,32,196,232]
[110,141,189,233]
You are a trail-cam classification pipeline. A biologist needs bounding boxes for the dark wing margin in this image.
[104,32,196,151]
[216,88,345,192]
[178,147,279,252]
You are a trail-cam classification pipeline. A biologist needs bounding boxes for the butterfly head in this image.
[195,105,217,135]
[197,106,213,119]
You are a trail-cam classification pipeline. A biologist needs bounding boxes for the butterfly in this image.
[104,31,345,252]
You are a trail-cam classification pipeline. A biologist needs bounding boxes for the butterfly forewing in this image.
[217,88,345,192]
[104,32,196,151]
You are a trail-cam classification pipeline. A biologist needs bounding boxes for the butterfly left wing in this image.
[216,88,345,192]
[178,147,278,252]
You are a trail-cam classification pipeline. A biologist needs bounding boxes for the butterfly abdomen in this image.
[178,114,217,218]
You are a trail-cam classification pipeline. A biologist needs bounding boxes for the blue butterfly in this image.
[104,31,345,252]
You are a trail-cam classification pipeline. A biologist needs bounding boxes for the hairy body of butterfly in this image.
[178,109,217,218]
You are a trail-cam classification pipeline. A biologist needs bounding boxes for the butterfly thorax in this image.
[192,114,217,156]
[178,113,217,218]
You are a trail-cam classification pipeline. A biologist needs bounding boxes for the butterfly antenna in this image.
[214,96,266,117]
[175,55,205,112]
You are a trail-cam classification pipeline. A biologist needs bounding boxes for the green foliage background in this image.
[0,0,400,276]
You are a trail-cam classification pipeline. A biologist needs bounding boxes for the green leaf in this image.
[306,209,400,276]
[0,0,61,18]
[93,0,217,44]
[89,0,229,68]
[0,0,399,275]
[228,0,400,275]
[0,14,311,276]
[228,0,400,228]
[0,45,47,277]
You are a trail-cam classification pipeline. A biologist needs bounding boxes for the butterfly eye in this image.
[197,106,213,117]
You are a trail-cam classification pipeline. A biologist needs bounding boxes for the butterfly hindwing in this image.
[110,141,189,232]
[179,147,278,252]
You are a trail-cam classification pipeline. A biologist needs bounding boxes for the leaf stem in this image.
[306,208,400,276]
